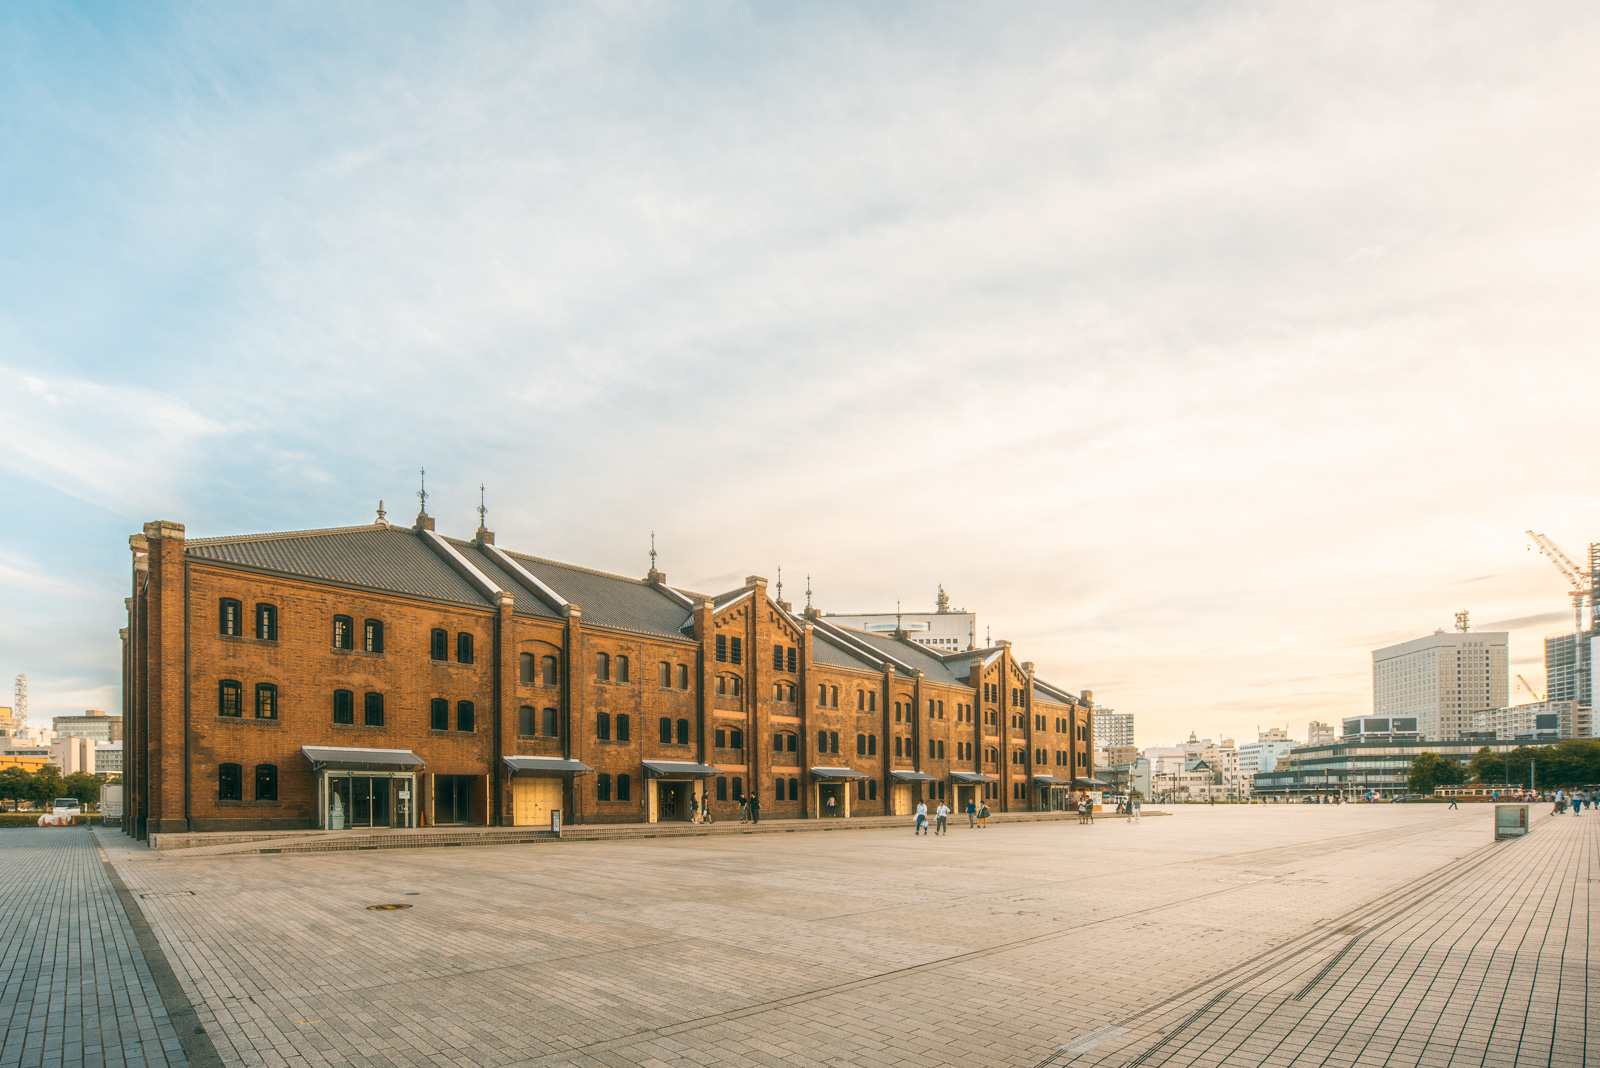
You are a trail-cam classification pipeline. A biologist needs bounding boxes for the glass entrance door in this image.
[328,775,393,828]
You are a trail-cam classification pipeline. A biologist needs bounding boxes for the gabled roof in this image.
[812,628,882,671]
[450,541,561,618]
[500,550,693,640]
[831,627,968,686]
[187,525,492,607]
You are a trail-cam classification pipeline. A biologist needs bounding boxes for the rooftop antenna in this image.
[896,599,903,629]
[986,625,991,646]
[805,574,813,611]
[775,566,783,602]
[1454,609,1470,633]
[416,467,428,516]
[649,531,657,571]
[477,483,487,528]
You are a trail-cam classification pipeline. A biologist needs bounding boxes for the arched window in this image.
[457,632,474,664]
[333,615,353,650]
[254,764,277,801]
[617,774,631,801]
[455,700,473,731]
[364,619,383,653]
[519,706,535,735]
[869,780,878,801]
[430,698,448,730]
[818,683,827,704]
[616,714,630,742]
[676,719,690,745]
[830,686,839,707]
[856,690,865,711]
[857,733,866,755]
[255,604,277,641]
[542,656,559,685]
[659,717,672,743]
[365,692,384,726]
[732,776,743,800]
[729,729,743,749]
[817,730,827,752]
[219,598,241,637]
[789,778,800,801]
[597,773,612,801]
[677,664,688,689]
[616,656,630,683]
[521,653,535,683]
[596,652,610,681]
[255,683,278,719]
[716,676,728,695]
[219,680,242,718]
[715,728,727,748]
[868,735,877,756]
[218,763,242,801]
[431,629,448,661]
[659,662,671,688]
[543,707,559,737]
[869,693,876,712]
[333,689,354,725]
[829,731,839,754]
[894,736,902,758]
[857,780,866,801]
[717,776,729,801]
[596,712,610,740]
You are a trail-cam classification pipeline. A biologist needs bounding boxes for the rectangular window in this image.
[829,731,839,754]
[430,698,448,730]
[732,777,743,801]
[716,634,727,661]
[456,700,474,732]
[457,633,474,664]
[219,680,242,718]
[543,708,558,737]
[716,728,727,748]
[254,764,277,801]
[431,629,448,661]
[773,645,784,671]
[660,661,672,688]
[718,776,728,801]
[255,604,277,641]
[929,739,936,758]
[677,664,688,689]
[218,763,242,801]
[660,718,673,744]
[333,689,354,724]
[255,684,278,719]
[519,706,535,735]
[597,712,611,741]
[597,773,612,802]
[730,637,742,665]
[617,774,631,801]
[786,647,796,673]
[364,691,384,726]
[616,714,630,742]
[364,620,384,654]
[333,615,353,650]
[857,733,866,755]
[219,599,241,637]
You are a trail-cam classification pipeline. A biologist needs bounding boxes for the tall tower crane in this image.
[1526,530,1595,632]
[1516,674,1544,701]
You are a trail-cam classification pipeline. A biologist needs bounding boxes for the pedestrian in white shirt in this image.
[935,802,950,835]
[914,801,929,835]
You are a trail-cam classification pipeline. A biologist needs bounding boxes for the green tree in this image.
[1408,751,1466,795]
[28,766,64,808]
[60,772,103,807]
[0,766,34,810]
[1468,745,1501,784]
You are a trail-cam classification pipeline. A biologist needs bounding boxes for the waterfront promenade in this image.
[2,805,1591,1067]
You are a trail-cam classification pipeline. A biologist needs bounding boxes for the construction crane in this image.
[1526,530,1595,632]
[1517,674,1544,701]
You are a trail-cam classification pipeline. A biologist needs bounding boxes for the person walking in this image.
[749,791,760,825]
[1132,795,1141,822]
[825,793,836,819]
[915,800,929,835]
[689,793,699,824]
[1448,793,1459,810]
[978,801,990,828]
[1554,789,1565,815]
[738,794,751,824]
[966,799,977,828]
[935,801,950,836]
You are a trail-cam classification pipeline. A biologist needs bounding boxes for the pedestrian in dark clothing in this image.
[748,792,760,824]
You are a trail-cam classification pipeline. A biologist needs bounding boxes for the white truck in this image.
[38,797,81,827]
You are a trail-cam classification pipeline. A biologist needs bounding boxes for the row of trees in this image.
[1407,738,1600,794]
[0,765,112,809]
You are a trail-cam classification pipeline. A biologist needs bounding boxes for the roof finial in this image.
[986,624,991,646]
[936,584,949,613]
[477,483,487,528]
[896,599,902,629]
[805,574,812,610]
[649,531,657,571]
[375,499,387,526]
[776,566,783,602]
[417,467,428,516]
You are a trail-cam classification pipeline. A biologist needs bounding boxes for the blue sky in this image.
[4,2,1599,743]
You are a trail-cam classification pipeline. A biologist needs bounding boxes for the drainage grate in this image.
[366,903,412,911]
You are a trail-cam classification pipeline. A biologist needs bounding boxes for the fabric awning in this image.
[1074,776,1110,787]
[301,746,424,770]
[891,770,938,783]
[810,766,868,781]
[503,756,592,774]
[642,760,719,778]
[1033,774,1073,786]
[950,771,998,784]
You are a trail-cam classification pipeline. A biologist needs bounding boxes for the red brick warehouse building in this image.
[120,505,1098,837]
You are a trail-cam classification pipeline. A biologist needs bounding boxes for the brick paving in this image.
[0,828,189,1068]
[13,805,1591,1067]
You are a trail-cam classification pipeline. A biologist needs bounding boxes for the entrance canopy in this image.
[1074,776,1110,787]
[302,746,424,771]
[1033,774,1073,786]
[503,756,592,775]
[810,766,868,781]
[891,770,937,783]
[950,771,998,784]
[643,760,719,778]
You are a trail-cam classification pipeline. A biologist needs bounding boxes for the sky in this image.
[3,2,1599,746]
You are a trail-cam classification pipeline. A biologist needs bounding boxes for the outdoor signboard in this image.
[1494,804,1529,840]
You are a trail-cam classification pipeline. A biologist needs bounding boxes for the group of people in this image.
[1114,795,1142,822]
[1553,789,1594,815]
[913,799,992,835]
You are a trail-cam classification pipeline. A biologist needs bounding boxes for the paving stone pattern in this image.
[34,806,1600,1067]
[0,829,186,1068]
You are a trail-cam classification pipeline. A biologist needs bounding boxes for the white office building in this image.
[823,587,977,652]
[1470,700,1590,743]
[1238,728,1300,775]
[1372,628,1508,742]
[1093,709,1134,748]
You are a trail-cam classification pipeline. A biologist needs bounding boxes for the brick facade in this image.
[122,516,1096,837]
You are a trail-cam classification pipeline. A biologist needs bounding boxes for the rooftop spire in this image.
[413,468,435,531]
[375,499,388,526]
[477,483,487,528]
[806,574,813,610]
[650,531,657,571]
[776,566,783,602]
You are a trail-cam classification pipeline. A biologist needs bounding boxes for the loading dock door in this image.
[512,777,563,827]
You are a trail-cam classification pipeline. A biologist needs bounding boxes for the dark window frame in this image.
[430,698,449,731]
[456,700,474,732]
[218,763,242,801]
[333,689,355,724]
[333,615,354,650]
[364,691,384,726]
[219,598,242,637]
[431,628,449,661]
[255,683,278,720]
[457,632,474,665]
[364,619,384,654]
[254,764,278,801]
[219,680,242,718]
[255,603,278,641]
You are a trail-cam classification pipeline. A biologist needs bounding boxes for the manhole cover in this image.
[367,903,412,911]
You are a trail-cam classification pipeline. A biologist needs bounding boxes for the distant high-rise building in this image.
[1372,628,1508,742]
[1544,632,1591,709]
[1093,709,1134,748]
[52,710,122,743]
[1307,721,1336,746]
[1239,728,1300,775]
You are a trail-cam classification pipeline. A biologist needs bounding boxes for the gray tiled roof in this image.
[834,627,968,686]
[502,551,693,640]
[812,631,880,671]
[187,526,492,607]
[1033,685,1072,708]
[450,541,561,618]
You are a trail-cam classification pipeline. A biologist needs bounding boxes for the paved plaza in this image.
[3,806,1594,1068]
